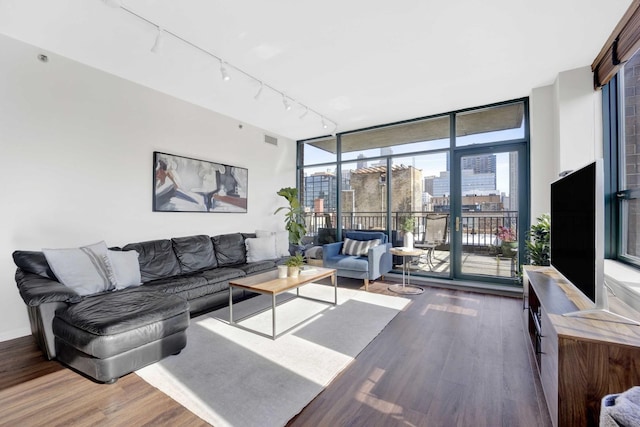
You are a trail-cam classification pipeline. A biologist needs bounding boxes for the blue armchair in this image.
[322,231,392,291]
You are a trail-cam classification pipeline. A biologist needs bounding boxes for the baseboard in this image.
[386,272,523,298]
[0,327,31,343]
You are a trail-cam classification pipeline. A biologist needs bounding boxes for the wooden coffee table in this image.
[228,267,337,339]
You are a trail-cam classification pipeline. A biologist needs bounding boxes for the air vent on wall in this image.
[264,134,278,146]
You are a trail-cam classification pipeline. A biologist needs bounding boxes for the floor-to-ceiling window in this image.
[298,98,529,285]
[603,49,640,268]
[619,52,640,265]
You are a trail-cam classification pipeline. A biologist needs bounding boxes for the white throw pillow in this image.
[106,250,142,290]
[246,236,278,262]
[43,241,114,296]
[342,238,381,257]
[256,229,290,257]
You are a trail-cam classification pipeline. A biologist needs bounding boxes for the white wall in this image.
[0,34,296,341]
[555,67,603,171]
[529,66,603,220]
[529,85,556,220]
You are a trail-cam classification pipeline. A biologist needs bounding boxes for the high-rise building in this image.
[424,176,435,196]
[303,172,336,212]
[432,169,497,198]
[462,154,496,174]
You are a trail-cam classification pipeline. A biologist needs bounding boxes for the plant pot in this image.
[403,231,414,249]
[288,266,300,278]
[501,241,518,258]
[277,265,288,279]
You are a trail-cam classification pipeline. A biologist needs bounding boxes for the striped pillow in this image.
[342,238,381,256]
[43,241,115,296]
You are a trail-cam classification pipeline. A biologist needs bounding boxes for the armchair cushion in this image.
[328,255,369,272]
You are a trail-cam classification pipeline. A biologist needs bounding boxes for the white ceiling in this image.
[0,0,632,141]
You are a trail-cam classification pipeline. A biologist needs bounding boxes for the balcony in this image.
[303,210,519,278]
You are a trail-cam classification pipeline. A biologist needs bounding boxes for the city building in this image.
[303,171,337,212]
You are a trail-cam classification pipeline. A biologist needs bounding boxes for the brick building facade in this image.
[624,52,640,255]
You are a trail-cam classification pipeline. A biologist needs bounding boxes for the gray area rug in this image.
[136,283,409,427]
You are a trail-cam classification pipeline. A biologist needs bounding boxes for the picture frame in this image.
[153,151,248,213]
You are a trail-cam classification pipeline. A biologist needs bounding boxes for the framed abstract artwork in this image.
[153,151,248,213]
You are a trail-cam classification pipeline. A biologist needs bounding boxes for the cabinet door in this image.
[540,309,558,426]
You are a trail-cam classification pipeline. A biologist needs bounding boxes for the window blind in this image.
[593,0,640,88]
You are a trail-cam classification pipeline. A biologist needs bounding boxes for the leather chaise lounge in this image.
[13,232,284,383]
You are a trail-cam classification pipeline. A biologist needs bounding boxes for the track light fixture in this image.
[282,95,291,111]
[151,27,165,54]
[220,62,230,81]
[100,0,336,133]
[254,83,263,100]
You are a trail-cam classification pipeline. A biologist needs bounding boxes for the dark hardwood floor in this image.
[0,279,551,427]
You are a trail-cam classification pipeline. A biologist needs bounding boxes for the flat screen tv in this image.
[550,159,637,324]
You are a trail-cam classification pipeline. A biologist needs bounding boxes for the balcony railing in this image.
[303,211,518,252]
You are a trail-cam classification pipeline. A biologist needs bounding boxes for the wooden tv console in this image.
[523,266,640,427]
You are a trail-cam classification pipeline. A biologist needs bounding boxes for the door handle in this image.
[455,217,460,232]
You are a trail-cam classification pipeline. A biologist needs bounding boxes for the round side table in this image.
[388,247,425,295]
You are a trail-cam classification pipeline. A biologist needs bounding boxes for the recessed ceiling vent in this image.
[264,134,278,146]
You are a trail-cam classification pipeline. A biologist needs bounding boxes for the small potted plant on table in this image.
[285,253,305,278]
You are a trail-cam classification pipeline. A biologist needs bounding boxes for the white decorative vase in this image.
[277,265,288,279]
[403,231,414,249]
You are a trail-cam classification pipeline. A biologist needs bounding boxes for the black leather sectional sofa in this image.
[13,232,282,383]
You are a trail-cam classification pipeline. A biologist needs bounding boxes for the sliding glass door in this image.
[452,146,527,283]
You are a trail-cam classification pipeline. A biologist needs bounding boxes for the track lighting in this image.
[282,95,291,111]
[220,62,230,81]
[101,0,336,132]
[151,28,165,54]
[254,83,263,100]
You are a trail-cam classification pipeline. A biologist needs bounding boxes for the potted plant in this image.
[274,187,307,247]
[285,253,305,278]
[497,225,518,257]
[400,216,416,249]
[526,214,550,266]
